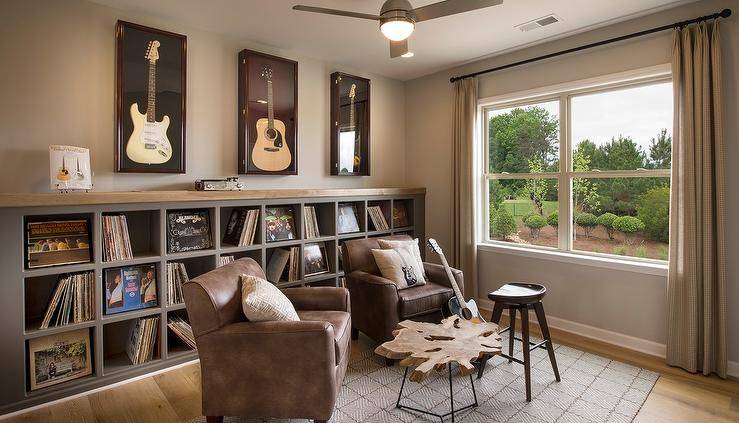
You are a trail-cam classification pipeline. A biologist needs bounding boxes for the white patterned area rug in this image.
[190,331,659,423]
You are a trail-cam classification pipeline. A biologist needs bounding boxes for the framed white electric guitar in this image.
[115,21,186,173]
[125,40,172,165]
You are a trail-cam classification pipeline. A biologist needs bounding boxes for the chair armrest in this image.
[283,287,350,312]
[196,320,339,415]
[424,262,464,295]
[345,271,400,343]
[348,270,397,287]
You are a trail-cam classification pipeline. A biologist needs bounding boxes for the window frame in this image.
[477,65,672,267]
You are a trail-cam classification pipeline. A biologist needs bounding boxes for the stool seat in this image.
[488,282,546,304]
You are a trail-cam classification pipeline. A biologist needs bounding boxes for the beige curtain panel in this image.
[451,78,478,296]
[667,21,727,378]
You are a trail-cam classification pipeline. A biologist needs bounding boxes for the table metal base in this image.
[395,363,478,423]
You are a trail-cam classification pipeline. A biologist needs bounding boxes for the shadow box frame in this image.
[330,72,371,176]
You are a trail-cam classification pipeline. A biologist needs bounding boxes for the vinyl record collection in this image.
[166,262,189,306]
[126,316,159,365]
[367,205,390,231]
[102,214,133,261]
[266,246,300,283]
[167,316,196,350]
[222,208,260,246]
[219,255,235,267]
[303,206,321,238]
[40,272,95,329]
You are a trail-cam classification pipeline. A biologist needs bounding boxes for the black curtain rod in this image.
[449,8,732,83]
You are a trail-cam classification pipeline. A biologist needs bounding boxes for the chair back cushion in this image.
[184,257,265,337]
[342,235,412,275]
[241,274,300,322]
[371,248,426,289]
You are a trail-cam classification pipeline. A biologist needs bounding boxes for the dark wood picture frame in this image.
[115,21,187,173]
[238,50,298,175]
[330,72,370,176]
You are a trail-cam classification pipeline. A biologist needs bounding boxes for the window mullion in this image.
[559,94,571,252]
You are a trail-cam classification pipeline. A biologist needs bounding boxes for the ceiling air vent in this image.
[515,14,561,32]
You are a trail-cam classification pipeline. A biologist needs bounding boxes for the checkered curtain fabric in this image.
[667,21,727,378]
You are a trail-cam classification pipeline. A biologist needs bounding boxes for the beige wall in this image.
[405,0,739,363]
[0,0,407,192]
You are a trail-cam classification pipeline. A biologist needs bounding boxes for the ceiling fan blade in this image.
[411,0,503,22]
[292,5,381,21]
[389,39,409,58]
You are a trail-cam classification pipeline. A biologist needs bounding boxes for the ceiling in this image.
[91,0,694,80]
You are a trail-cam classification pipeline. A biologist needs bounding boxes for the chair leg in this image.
[206,417,223,423]
[351,327,359,340]
[385,357,394,367]
[521,308,531,402]
[314,420,327,423]
[534,302,560,382]
[508,307,516,363]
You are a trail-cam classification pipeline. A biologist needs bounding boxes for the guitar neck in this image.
[437,252,464,301]
[146,61,156,123]
[267,80,274,129]
[349,97,355,131]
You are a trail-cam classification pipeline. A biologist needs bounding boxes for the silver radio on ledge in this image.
[194,177,244,191]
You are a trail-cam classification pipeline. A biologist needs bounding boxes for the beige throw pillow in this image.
[371,248,426,290]
[377,238,427,280]
[241,274,299,322]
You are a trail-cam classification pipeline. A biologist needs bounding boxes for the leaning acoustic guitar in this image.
[427,238,484,322]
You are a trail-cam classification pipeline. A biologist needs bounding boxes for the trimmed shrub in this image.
[524,214,547,239]
[596,212,618,240]
[575,212,598,237]
[547,211,558,235]
[490,207,517,239]
[613,216,645,244]
[637,186,670,243]
[613,245,628,256]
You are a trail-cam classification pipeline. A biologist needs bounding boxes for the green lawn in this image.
[501,200,558,224]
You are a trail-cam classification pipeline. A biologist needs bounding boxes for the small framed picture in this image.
[303,242,329,277]
[265,206,297,242]
[337,203,360,234]
[115,21,186,173]
[104,264,158,315]
[28,328,93,391]
[49,145,92,191]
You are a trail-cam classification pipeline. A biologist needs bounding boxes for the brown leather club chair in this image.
[182,258,351,423]
[342,235,463,353]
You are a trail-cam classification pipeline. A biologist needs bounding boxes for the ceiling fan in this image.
[293,0,504,58]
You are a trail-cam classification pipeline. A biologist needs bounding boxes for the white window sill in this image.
[477,242,668,277]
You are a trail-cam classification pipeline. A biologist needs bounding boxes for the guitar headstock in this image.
[427,238,442,255]
[145,40,161,62]
[261,65,273,81]
[349,83,357,99]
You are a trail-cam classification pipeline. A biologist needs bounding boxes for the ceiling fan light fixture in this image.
[380,18,415,41]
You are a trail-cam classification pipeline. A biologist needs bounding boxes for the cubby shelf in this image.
[1,189,424,415]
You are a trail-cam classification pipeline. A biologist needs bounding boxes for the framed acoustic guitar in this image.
[238,49,298,175]
[330,72,370,176]
[115,21,186,173]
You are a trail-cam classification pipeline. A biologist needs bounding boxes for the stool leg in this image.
[490,302,504,324]
[534,302,560,382]
[508,307,516,363]
[521,307,531,402]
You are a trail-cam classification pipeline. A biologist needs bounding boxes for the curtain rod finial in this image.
[719,9,731,18]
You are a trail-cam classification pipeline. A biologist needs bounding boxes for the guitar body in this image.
[126,103,172,164]
[252,117,291,171]
[448,296,482,321]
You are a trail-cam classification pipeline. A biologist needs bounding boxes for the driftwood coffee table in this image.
[375,316,502,422]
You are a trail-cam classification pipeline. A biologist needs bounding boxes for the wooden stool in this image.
[478,283,560,402]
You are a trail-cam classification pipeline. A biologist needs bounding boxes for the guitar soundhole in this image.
[265,127,277,140]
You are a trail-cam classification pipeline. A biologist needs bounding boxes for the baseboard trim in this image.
[477,298,738,378]
[0,359,200,420]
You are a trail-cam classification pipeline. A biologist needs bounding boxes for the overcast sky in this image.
[489,82,673,151]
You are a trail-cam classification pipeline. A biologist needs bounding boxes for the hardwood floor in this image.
[3,320,737,423]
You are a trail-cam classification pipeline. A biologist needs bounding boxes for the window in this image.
[482,72,672,262]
